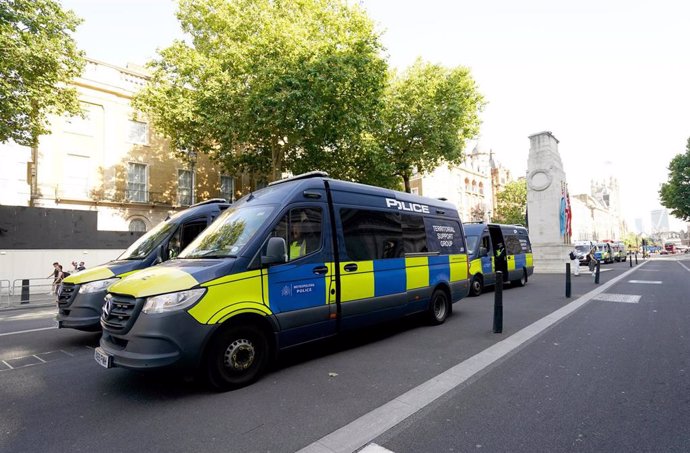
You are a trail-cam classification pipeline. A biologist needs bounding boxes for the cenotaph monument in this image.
[526,131,571,273]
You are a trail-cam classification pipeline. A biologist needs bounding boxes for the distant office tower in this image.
[651,209,670,233]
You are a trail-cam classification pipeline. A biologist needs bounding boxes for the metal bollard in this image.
[20,279,30,304]
[629,253,632,267]
[595,261,601,284]
[493,271,503,333]
[635,253,638,265]
[565,263,571,298]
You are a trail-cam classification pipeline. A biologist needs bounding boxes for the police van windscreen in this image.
[575,245,590,253]
[117,220,177,260]
[465,235,479,255]
[180,205,275,259]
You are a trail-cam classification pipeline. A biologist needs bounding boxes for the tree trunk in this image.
[402,173,411,193]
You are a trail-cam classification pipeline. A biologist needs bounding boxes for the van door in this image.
[261,206,337,347]
[488,225,507,281]
[480,234,495,285]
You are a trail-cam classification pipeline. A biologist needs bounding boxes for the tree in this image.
[659,137,690,221]
[0,0,84,147]
[134,0,388,183]
[378,59,485,192]
[494,180,527,225]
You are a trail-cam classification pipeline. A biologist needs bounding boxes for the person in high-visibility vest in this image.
[289,225,306,260]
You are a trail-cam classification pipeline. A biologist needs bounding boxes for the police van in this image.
[56,199,230,331]
[95,172,470,390]
[464,223,534,296]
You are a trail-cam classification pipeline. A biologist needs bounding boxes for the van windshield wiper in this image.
[184,250,237,259]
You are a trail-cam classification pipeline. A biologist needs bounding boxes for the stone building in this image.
[409,142,511,223]
[0,58,253,233]
[570,176,626,241]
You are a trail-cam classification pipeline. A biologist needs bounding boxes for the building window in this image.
[129,218,147,232]
[479,182,484,196]
[410,187,419,195]
[64,103,100,136]
[178,169,192,206]
[465,178,470,192]
[127,120,149,145]
[220,175,235,202]
[126,162,148,202]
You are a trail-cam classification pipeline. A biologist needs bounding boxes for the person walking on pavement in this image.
[587,247,598,280]
[48,262,61,295]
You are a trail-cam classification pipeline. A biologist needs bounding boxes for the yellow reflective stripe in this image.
[507,255,516,271]
[450,254,468,282]
[405,257,428,290]
[63,265,115,284]
[189,270,266,324]
[118,270,141,278]
[526,253,533,267]
[211,302,272,324]
[108,267,198,298]
[469,258,482,277]
[340,260,374,302]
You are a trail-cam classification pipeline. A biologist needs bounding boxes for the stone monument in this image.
[526,131,571,273]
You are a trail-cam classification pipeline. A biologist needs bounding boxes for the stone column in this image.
[526,131,570,273]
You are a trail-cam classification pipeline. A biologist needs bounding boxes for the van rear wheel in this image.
[427,289,450,325]
[205,324,269,391]
[511,269,527,287]
[470,275,483,297]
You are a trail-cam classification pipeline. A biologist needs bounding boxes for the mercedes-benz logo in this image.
[102,295,113,317]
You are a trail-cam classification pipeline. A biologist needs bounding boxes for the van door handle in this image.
[343,263,358,272]
[312,266,328,275]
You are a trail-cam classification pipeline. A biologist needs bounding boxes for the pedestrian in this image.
[77,261,85,271]
[569,248,580,276]
[71,261,79,272]
[55,265,67,299]
[48,262,61,295]
[587,247,598,279]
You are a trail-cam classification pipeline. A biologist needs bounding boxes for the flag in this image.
[565,190,572,237]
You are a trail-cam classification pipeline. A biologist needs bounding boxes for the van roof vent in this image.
[269,171,329,186]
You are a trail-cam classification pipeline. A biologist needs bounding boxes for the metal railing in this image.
[0,278,57,310]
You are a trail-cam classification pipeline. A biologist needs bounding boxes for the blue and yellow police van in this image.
[57,199,230,331]
[95,172,470,390]
[463,223,534,296]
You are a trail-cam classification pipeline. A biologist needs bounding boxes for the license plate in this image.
[94,347,113,369]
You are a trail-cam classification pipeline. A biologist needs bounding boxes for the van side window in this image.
[424,218,465,254]
[505,235,522,255]
[340,209,403,260]
[481,236,491,255]
[270,207,322,261]
[402,214,428,253]
[181,221,208,249]
[518,233,532,253]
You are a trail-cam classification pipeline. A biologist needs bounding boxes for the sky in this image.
[59,0,690,232]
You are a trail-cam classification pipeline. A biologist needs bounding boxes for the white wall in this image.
[0,249,124,294]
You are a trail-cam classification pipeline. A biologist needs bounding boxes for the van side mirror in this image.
[479,246,488,257]
[261,237,287,266]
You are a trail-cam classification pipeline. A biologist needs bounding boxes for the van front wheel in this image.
[470,275,483,297]
[427,289,450,325]
[205,324,269,391]
[511,269,527,287]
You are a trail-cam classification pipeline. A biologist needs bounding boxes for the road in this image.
[0,257,687,452]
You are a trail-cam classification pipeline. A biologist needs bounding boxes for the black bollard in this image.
[493,271,503,333]
[565,263,571,298]
[595,261,601,284]
[635,252,638,265]
[20,279,30,304]
[629,254,632,267]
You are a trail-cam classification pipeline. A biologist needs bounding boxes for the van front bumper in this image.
[56,289,106,331]
[99,310,217,371]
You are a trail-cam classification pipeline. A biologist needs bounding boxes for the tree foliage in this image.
[494,180,527,225]
[659,137,690,221]
[378,59,485,192]
[134,0,388,183]
[0,0,84,146]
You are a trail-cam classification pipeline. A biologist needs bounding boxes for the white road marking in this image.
[1,360,13,370]
[593,294,641,304]
[628,280,662,284]
[678,261,690,273]
[33,354,47,363]
[359,445,395,453]
[0,326,56,337]
[298,261,648,453]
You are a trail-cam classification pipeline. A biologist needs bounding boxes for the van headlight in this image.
[79,278,120,294]
[142,288,206,314]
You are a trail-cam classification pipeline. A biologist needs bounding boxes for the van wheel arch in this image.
[427,285,451,325]
[202,313,276,391]
[470,274,483,297]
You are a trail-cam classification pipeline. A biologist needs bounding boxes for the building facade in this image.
[0,58,250,232]
[409,143,510,223]
[570,176,626,241]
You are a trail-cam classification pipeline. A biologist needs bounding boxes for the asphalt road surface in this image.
[1,257,686,453]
